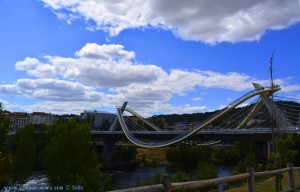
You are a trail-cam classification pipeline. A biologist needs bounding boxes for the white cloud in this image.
[191,97,203,101]
[0,99,26,112]
[41,0,300,44]
[128,102,208,117]
[15,43,165,88]
[226,98,232,102]
[0,78,103,102]
[0,99,103,114]
[280,84,300,92]
[2,42,300,115]
[15,57,40,70]
[75,43,135,61]
[26,101,103,114]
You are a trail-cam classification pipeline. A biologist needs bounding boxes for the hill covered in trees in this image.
[150,100,300,128]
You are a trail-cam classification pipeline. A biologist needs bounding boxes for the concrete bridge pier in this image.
[254,141,269,160]
[103,139,116,162]
[103,102,127,162]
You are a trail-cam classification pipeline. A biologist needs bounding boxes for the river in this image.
[5,165,232,191]
[111,164,232,191]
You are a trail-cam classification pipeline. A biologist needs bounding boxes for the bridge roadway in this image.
[91,128,300,142]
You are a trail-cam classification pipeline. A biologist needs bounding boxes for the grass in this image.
[136,147,168,162]
[225,171,300,192]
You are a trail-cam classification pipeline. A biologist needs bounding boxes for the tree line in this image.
[152,100,300,127]
[0,102,112,192]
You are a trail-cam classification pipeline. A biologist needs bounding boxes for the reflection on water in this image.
[3,172,48,192]
[111,166,170,189]
[216,165,232,190]
[4,165,232,191]
[111,164,232,190]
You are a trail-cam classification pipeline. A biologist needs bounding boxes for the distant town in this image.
[4,109,219,132]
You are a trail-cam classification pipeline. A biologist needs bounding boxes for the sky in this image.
[0,0,300,116]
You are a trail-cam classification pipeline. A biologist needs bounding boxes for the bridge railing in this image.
[109,163,300,192]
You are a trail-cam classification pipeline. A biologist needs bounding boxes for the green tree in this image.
[173,170,190,183]
[196,161,217,192]
[34,124,48,169]
[44,120,102,191]
[0,152,13,189]
[13,124,48,182]
[114,145,137,162]
[13,124,36,182]
[196,161,217,180]
[266,133,297,170]
[166,145,210,166]
[233,152,257,174]
[221,141,255,166]
[0,102,13,189]
[0,102,10,152]
[172,171,191,192]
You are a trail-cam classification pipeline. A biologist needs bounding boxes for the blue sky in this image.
[0,0,300,116]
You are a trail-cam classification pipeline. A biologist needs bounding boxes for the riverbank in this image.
[225,171,300,192]
[111,164,232,190]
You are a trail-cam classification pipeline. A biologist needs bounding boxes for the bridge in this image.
[86,82,300,161]
[92,128,300,143]
[7,82,300,160]
[93,83,299,148]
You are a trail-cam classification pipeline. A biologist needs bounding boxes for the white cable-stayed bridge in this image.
[92,83,300,150]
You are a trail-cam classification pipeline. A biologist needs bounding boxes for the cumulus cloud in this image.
[75,43,135,61]
[41,0,300,44]
[0,78,104,102]
[2,42,300,115]
[16,43,165,88]
[280,84,300,92]
[15,57,40,70]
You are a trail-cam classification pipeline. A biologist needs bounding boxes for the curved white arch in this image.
[124,107,162,131]
[117,86,280,148]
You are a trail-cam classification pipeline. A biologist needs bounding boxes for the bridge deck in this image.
[91,128,300,142]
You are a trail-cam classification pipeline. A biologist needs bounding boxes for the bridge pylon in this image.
[252,83,292,130]
[103,102,128,162]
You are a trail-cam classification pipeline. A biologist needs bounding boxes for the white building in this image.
[8,112,30,130]
[30,112,58,125]
[83,110,116,130]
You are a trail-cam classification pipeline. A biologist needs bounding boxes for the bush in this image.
[166,145,211,166]
[44,120,102,191]
[114,145,137,162]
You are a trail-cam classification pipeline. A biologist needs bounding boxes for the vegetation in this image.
[113,145,137,162]
[166,145,211,166]
[173,170,191,183]
[266,133,297,170]
[1,99,299,191]
[0,102,13,189]
[0,152,13,189]
[136,147,168,163]
[44,120,103,191]
[0,113,114,191]
[225,171,300,192]
[13,125,36,182]
[153,100,300,127]
[135,162,217,192]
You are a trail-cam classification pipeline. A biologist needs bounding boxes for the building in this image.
[83,110,116,130]
[58,114,80,121]
[30,112,58,125]
[173,122,192,131]
[8,112,30,130]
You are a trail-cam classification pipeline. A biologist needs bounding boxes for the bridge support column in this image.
[267,140,278,154]
[103,101,127,162]
[254,141,268,160]
[103,139,116,162]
